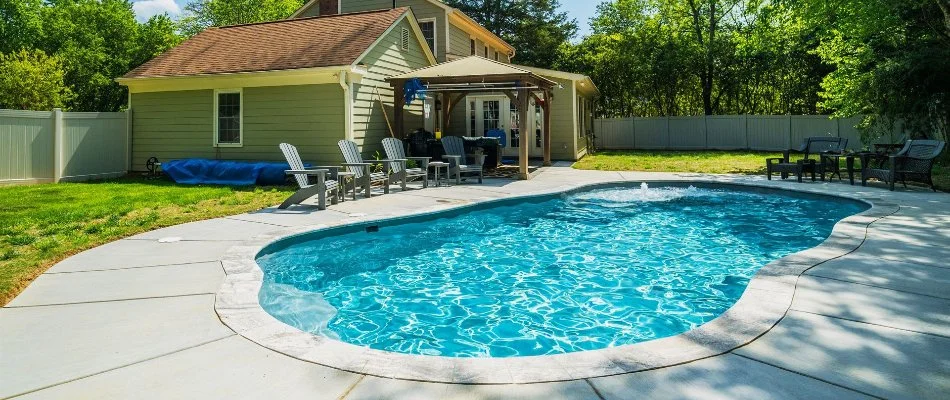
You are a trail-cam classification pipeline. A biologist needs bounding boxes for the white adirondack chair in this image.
[441,136,484,184]
[338,140,391,198]
[382,137,430,190]
[278,143,340,210]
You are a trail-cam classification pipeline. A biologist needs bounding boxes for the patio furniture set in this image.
[279,136,485,210]
[766,136,945,191]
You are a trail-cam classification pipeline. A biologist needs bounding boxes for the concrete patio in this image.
[1,166,948,399]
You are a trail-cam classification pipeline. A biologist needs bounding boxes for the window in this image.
[401,28,410,50]
[484,46,489,58]
[470,38,476,55]
[214,89,242,146]
[469,101,476,135]
[494,51,499,61]
[418,19,436,56]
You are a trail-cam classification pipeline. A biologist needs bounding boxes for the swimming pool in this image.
[256,183,867,358]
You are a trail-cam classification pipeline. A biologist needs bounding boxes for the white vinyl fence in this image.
[0,109,129,185]
[594,115,901,151]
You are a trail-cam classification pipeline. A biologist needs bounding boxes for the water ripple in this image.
[257,184,866,357]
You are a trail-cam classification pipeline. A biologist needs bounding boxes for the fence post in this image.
[787,114,793,150]
[742,115,749,150]
[703,115,709,149]
[666,115,671,150]
[52,108,64,183]
[126,109,133,171]
[631,117,636,149]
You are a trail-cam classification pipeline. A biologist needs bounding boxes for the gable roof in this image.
[389,56,555,86]
[290,0,515,55]
[513,64,600,97]
[123,8,410,79]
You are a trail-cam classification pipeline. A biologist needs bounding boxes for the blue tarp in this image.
[163,159,306,186]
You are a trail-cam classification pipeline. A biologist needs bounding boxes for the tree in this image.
[798,0,950,143]
[0,0,43,54]
[442,0,577,68]
[0,49,74,110]
[178,0,304,36]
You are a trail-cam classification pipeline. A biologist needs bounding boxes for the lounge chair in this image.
[338,139,391,198]
[862,140,945,191]
[441,136,484,184]
[382,137,430,190]
[278,143,340,210]
[766,136,847,182]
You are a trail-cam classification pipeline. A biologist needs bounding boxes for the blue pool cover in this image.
[163,159,305,186]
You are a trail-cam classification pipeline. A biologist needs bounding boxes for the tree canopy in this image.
[442,0,577,68]
[178,0,303,36]
[0,49,74,110]
[555,0,948,142]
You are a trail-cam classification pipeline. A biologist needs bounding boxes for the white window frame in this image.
[213,88,243,148]
[417,18,438,57]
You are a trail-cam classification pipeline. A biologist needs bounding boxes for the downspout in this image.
[339,70,354,142]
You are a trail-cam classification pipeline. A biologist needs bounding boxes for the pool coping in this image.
[214,179,899,384]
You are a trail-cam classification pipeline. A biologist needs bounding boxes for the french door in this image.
[467,95,544,158]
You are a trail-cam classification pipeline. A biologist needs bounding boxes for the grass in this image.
[0,177,294,305]
[573,150,950,189]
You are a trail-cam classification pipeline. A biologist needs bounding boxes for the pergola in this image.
[387,57,558,180]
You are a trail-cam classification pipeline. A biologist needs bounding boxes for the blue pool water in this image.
[257,184,867,358]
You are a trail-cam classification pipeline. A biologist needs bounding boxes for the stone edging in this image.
[214,179,896,384]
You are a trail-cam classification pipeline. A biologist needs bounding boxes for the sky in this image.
[131,0,597,39]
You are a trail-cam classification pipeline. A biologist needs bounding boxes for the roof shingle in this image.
[123,8,408,79]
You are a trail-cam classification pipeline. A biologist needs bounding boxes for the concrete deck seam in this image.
[42,260,222,275]
[713,204,901,360]
[786,309,950,339]
[335,374,367,400]
[583,378,608,400]
[122,238,245,243]
[3,334,236,399]
[730,353,886,399]
[223,217,293,228]
[870,255,950,271]
[802,273,950,300]
[2,292,215,309]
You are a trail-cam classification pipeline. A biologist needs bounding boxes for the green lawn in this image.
[0,178,293,305]
[573,150,950,189]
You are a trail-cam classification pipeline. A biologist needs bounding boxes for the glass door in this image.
[530,101,545,157]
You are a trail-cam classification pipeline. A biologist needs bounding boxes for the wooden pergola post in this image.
[393,80,405,139]
[542,90,552,166]
[518,87,530,179]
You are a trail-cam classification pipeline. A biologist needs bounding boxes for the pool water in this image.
[256,184,867,358]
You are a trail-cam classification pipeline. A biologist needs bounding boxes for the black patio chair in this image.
[767,136,848,182]
[862,140,946,191]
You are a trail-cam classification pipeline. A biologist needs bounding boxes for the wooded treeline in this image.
[552,0,949,142]
[1,0,947,141]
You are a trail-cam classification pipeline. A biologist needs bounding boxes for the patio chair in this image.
[441,136,484,184]
[382,137,430,190]
[862,140,945,191]
[338,139,391,198]
[278,143,340,210]
[766,136,847,182]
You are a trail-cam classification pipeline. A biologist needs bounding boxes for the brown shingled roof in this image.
[123,8,408,79]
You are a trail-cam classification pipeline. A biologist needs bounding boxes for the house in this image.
[293,0,600,162]
[118,8,434,170]
[117,2,598,175]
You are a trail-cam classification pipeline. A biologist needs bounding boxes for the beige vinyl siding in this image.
[543,76,579,160]
[340,0,448,61]
[296,5,320,17]
[351,18,432,158]
[448,23,471,59]
[130,84,345,169]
